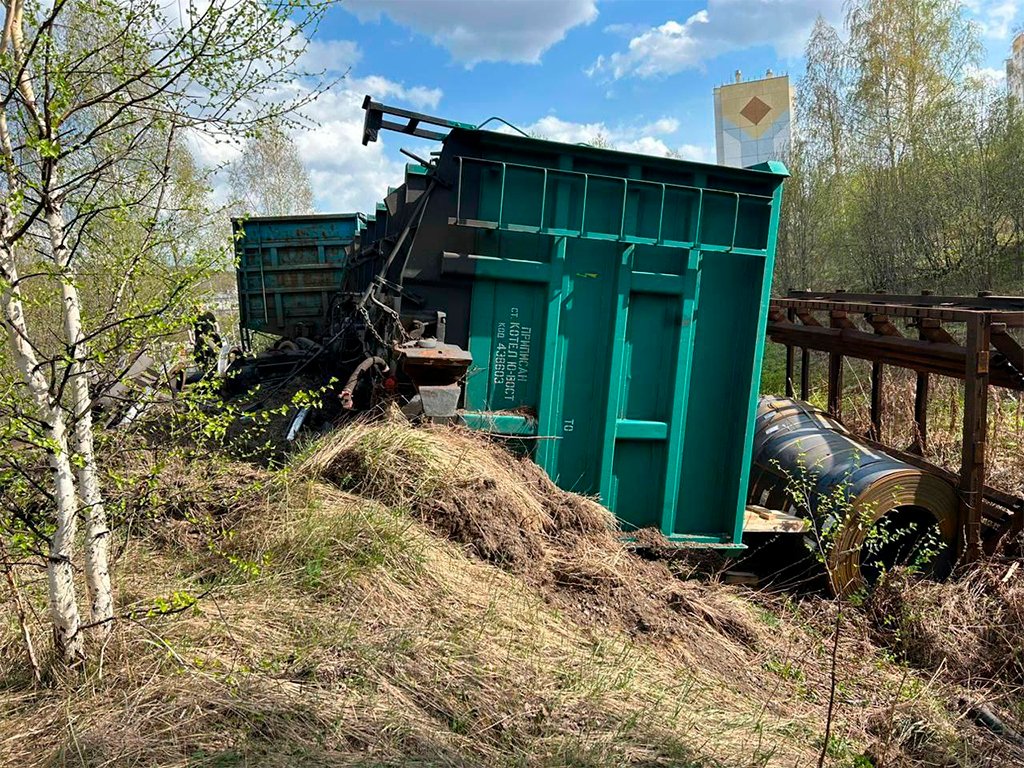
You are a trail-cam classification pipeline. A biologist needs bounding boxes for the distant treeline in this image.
[776,0,1024,296]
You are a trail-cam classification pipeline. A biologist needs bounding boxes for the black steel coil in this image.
[749,397,958,595]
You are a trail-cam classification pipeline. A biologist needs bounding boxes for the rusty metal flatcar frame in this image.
[767,290,1024,561]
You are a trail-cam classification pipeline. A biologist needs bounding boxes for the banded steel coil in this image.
[749,397,958,596]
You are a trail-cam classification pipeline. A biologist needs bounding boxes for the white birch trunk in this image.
[46,202,113,632]
[1,0,86,661]
[0,211,84,662]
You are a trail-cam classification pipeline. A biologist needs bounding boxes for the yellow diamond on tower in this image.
[713,71,794,166]
[740,96,771,126]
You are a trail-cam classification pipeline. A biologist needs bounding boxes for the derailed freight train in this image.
[230,97,792,551]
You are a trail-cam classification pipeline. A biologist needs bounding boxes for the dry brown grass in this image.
[867,564,1024,690]
[1,417,1019,767]
[796,356,1024,497]
[859,564,1024,765]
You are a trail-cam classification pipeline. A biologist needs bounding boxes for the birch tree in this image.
[779,0,1024,294]
[847,0,978,165]
[800,17,852,177]
[0,0,86,662]
[228,117,315,216]
[0,0,330,664]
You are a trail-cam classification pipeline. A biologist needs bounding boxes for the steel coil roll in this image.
[749,397,958,595]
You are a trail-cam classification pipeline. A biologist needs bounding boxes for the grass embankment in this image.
[2,416,1022,766]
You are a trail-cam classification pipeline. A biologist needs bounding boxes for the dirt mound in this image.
[299,415,761,646]
[301,418,611,563]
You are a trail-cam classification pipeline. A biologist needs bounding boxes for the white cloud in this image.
[965,0,1020,39]
[514,113,678,144]
[617,138,715,162]
[590,0,843,80]
[358,75,443,111]
[967,64,1008,87]
[344,0,598,66]
[185,128,243,169]
[617,136,674,156]
[521,115,610,144]
[508,115,713,162]
[674,143,716,163]
[188,70,443,213]
[300,39,362,74]
[291,74,445,212]
[603,22,649,38]
[642,117,681,134]
[145,11,440,214]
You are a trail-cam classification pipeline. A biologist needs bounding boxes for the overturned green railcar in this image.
[234,98,788,549]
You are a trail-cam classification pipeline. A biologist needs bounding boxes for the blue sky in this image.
[225,0,1021,212]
